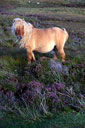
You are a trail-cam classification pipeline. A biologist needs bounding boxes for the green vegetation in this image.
[0,0,85,127]
[0,111,85,128]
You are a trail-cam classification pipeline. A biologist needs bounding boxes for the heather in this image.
[0,0,85,127]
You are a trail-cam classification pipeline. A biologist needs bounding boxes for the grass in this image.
[0,0,85,127]
[0,111,85,128]
[12,6,85,15]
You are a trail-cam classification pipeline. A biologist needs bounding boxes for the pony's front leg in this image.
[27,50,35,64]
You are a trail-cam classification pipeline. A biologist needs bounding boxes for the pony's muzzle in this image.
[17,36,22,41]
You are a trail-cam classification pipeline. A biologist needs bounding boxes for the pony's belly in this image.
[36,42,55,53]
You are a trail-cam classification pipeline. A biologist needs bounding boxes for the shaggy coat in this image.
[12,18,69,63]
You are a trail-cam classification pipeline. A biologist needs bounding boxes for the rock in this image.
[48,59,69,75]
[37,2,40,5]
[28,1,31,3]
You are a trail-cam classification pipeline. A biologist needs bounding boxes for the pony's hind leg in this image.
[31,52,36,62]
[53,46,58,60]
[59,48,65,62]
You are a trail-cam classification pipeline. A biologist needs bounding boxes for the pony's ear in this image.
[15,25,24,36]
[27,23,33,34]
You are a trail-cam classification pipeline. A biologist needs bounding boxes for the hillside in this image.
[0,0,85,127]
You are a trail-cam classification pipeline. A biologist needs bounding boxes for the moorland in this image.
[0,0,85,128]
